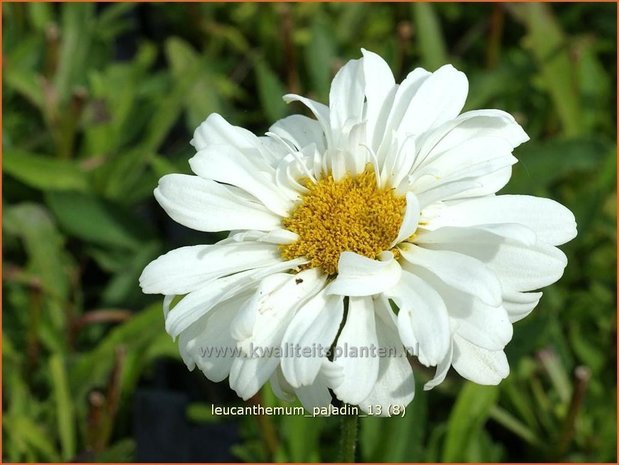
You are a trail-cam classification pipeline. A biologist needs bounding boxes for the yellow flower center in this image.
[281,165,406,275]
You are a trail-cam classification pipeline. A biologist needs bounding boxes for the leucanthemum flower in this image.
[140,50,576,414]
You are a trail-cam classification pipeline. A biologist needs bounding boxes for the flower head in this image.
[140,50,577,414]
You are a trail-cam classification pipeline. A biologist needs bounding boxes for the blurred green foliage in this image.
[3,2,616,462]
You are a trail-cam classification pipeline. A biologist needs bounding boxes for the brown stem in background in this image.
[396,21,413,78]
[3,263,42,289]
[44,23,60,79]
[105,345,127,424]
[248,391,279,459]
[86,390,107,452]
[85,345,127,453]
[26,287,43,374]
[70,309,132,343]
[557,366,592,459]
[486,4,505,69]
[58,86,88,159]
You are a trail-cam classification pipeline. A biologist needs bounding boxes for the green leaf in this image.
[489,405,543,447]
[54,3,96,101]
[4,149,89,191]
[27,3,54,31]
[255,60,289,122]
[510,4,582,137]
[305,17,336,100]
[442,383,499,461]
[507,137,609,194]
[49,354,76,460]
[136,37,206,153]
[101,240,161,305]
[573,35,612,134]
[360,378,428,461]
[412,3,448,70]
[95,3,136,41]
[93,438,136,462]
[165,37,225,130]
[186,403,224,424]
[149,154,188,179]
[70,303,166,399]
[3,415,61,462]
[3,39,45,109]
[282,413,323,462]
[3,203,71,300]
[46,191,150,249]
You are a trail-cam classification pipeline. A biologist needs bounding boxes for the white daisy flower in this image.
[139,49,577,415]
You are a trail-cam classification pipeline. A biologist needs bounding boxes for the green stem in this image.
[338,410,358,463]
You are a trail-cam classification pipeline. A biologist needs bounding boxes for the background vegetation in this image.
[3,2,617,462]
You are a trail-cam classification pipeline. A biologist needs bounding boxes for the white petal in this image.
[391,192,420,246]
[191,113,261,151]
[409,109,529,198]
[230,273,290,352]
[385,271,450,366]
[166,271,257,339]
[328,251,402,297]
[418,231,568,292]
[399,244,502,306]
[412,141,517,186]
[270,367,295,402]
[343,122,370,175]
[458,166,513,199]
[452,335,510,385]
[409,264,513,352]
[258,134,292,164]
[429,274,513,351]
[228,269,326,400]
[269,114,326,151]
[189,144,291,216]
[143,241,286,295]
[384,133,417,189]
[229,354,280,400]
[163,295,175,318]
[229,229,298,245]
[154,174,281,232]
[414,109,529,172]
[415,178,482,209]
[140,242,282,295]
[281,290,344,388]
[179,293,252,382]
[413,109,527,173]
[472,224,536,247]
[502,289,543,322]
[295,383,333,412]
[164,258,306,338]
[416,224,536,248]
[283,94,332,147]
[361,48,396,151]
[381,68,431,147]
[294,360,342,411]
[428,195,577,246]
[274,151,317,199]
[233,268,326,349]
[332,297,380,404]
[395,64,468,138]
[359,298,414,415]
[329,58,365,136]
[178,321,198,371]
[424,342,453,391]
[411,149,517,200]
